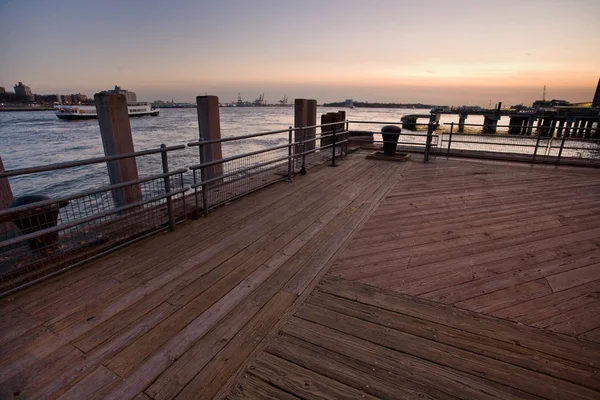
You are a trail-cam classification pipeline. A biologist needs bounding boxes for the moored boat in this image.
[54,102,159,120]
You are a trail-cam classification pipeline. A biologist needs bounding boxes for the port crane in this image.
[278,94,289,105]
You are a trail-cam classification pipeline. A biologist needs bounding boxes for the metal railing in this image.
[439,122,600,166]
[188,121,348,216]
[0,145,188,295]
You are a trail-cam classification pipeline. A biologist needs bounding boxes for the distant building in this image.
[0,87,5,94]
[107,85,137,102]
[344,99,354,107]
[14,82,33,101]
[593,78,600,108]
[532,99,570,109]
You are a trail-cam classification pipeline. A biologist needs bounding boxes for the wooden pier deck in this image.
[0,153,599,399]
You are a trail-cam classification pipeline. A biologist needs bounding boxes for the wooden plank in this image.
[579,327,600,343]
[306,289,600,391]
[0,308,42,347]
[156,291,296,400]
[546,264,600,292]
[455,279,554,313]
[229,373,300,400]
[248,352,378,400]
[56,365,120,400]
[422,246,600,304]
[84,301,177,365]
[492,280,600,324]
[0,344,88,400]
[280,317,538,400]
[536,301,600,336]
[295,301,599,400]
[317,276,600,367]
[267,333,451,400]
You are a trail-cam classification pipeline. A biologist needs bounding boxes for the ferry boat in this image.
[54,102,159,120]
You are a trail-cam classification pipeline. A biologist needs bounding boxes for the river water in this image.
[0,107,494,199]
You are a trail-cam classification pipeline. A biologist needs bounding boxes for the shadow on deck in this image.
[1,152,599,399]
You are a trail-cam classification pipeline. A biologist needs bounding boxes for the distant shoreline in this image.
[0,107,54,112]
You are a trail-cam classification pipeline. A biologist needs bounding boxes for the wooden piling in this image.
[305,100,317,151]
[95,92,142,208]
[196,95,224,182]
[321,113,333,147]
[0,157,13,209]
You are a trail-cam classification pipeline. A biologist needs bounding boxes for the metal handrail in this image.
[0,145,186,178]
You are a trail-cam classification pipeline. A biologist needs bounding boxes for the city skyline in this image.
[1,0,599,106]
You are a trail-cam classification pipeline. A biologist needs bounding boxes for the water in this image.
[0,107,493,198]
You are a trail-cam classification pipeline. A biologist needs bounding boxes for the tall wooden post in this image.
[95,92,142,208]
[196,96,223,182]
[305,100,317,151]
[321,113,333,147]
[0,156,13,209]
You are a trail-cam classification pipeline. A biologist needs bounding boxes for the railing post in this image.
[329,127,338,167]
[0,156,13,209]
[532,131,542,163]
[447,122,454,157]
[556,136,567,165]
[424,122,434,163]
[199,140,209,217]
[160,144,175,231]
[286,126,294,182]
[301,127,307,175]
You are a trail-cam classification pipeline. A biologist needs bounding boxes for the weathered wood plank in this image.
[249,352,378,400]
[228,373,300,400]
[267,333,448,400]
[280,317,538,400]
[165,291,297,400]
[317,276,600,367]
[56,365,120,400]
[546,264,600,292]
[295,301,599,400]
[306,289,600,390]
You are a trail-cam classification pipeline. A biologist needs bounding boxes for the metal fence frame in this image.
[440,122,600,166]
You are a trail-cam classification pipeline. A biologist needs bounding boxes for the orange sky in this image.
[1,0,598,106]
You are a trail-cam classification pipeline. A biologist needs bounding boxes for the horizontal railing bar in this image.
[0,187,189,250]
[449,140,545,148]
[192,155,291,188]
[0,145,186,178]
[0,168,188,218]
[189,143,291,170]
[188,121,349,147]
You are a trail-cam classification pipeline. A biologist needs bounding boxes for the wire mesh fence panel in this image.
[0,148,187,295]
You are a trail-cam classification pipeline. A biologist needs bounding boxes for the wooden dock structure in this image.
[1,152,599,399]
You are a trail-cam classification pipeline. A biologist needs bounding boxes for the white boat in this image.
[54,102,159,120]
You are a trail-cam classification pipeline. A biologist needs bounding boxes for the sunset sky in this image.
[1,0,598,106]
